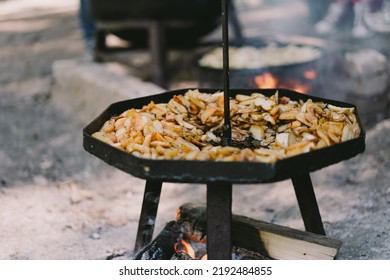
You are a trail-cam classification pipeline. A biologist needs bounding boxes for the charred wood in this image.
[176,203,207,243]
[134,221,182,260]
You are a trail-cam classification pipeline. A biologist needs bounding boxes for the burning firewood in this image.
[134,203,341,260]
[134,221,179,260]
[170,251,193,260]
[176,203,207,243]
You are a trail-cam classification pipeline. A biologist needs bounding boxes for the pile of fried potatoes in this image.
[92,89,361,163]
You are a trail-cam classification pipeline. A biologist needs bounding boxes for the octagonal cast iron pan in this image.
[83,88,366,184]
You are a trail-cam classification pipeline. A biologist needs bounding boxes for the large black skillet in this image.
[83,88,365,185]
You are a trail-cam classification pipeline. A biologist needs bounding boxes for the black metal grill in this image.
[83,87,365,259]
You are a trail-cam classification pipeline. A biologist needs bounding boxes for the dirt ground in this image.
[0,0,389,260]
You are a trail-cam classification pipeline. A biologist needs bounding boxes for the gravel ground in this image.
[0,0,389,260]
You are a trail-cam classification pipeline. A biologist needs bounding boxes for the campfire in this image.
[253,70,317,94]
[133,203,341,260]
[173,206,208,260]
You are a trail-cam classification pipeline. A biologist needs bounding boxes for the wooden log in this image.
[232,215,341,260]
[177,203,341,260]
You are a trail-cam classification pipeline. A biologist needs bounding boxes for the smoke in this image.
[236,0,390,128]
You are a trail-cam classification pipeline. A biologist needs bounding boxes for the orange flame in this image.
[174,239,209,260]
[176,208,181,221]
[303,69,317,80]
[284,79,311,94]
[254,72,278,88]
[254,71,312,94]
[174,239,196,259]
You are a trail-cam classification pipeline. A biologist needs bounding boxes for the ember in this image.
[174,239,196,259]
[174,239,208,260]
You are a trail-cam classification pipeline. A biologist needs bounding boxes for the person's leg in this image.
[79,0,95,55]
[351,0,372,37]
[314,0,353,34]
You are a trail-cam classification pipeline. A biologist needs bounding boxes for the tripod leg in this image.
[292,174,326,235]
[207,182,233,259]
[134,180,163,254]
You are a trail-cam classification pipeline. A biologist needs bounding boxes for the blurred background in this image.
[1,0,389,260]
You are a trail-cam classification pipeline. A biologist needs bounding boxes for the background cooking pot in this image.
[197,41,324,89]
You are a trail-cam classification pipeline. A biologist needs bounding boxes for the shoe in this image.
[84,37,96,61]
[352,23,371,37]
[364,2,390,33]
[314,2,350,35]
[352,3,371,38]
